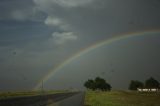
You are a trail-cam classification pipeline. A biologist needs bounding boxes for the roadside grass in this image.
[85,90,160,106]
[0,90,70,99]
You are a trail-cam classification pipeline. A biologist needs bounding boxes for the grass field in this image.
[0,90,69,99]
[85,90,160,106]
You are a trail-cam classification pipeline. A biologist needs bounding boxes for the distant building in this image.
[137,88,159,92]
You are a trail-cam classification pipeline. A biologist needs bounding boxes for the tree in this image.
[84,77,111,91]
[84,79,96,90]
[95,77,111,91]
[129,80,144,90]
[145,77,159,89]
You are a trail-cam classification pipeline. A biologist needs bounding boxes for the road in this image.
[0,92,85,106]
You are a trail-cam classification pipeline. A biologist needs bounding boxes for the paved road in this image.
[53,92,85,106]
[0,92,85,106]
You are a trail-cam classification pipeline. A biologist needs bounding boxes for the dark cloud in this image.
[0,0,45,21]
[34,0,160,37]
[0,0,160,91]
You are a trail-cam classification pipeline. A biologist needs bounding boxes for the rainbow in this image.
[34,30,160,90]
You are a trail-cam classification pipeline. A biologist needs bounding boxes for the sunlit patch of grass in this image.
[85,90,160,106]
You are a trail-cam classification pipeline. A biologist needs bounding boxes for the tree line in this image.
[129,77,160,90]
[84,77,160,91]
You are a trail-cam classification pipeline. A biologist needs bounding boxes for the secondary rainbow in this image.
[34,30,160,90]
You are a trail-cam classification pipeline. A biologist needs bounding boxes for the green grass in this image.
[0,90,70,99]
[85,90,160,106]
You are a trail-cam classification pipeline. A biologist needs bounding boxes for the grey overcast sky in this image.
[0,0,160,91]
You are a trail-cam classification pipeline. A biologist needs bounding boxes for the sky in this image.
[0,0,160,91]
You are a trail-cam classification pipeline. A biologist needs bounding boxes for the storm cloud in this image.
[0,0,160,91]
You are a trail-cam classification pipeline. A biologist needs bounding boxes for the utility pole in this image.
[41,80,44,94]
